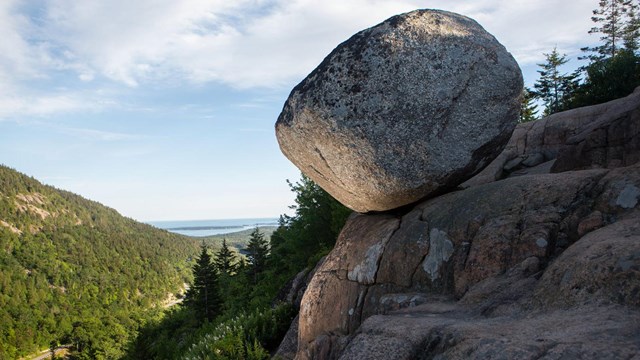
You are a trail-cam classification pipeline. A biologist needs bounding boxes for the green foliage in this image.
[181,304,295,360]
[519,87,538,122]
[0,165,199,358]
[245,228,269,285]
[623,1,640,51]
[126,175,348,359]
[124,307,202,360]
[201,227,277,255]
[531,0,640,115]
[184,244,223,323]
[232,174,352,311]
[533,47,579,115]
[571,49,640,106]
[268,175,351,276]
[582,0,634,60]
[549,0,640,111]
[213,239,237,276]
[127,304,295,360]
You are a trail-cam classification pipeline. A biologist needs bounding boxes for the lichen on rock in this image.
[276,9,522,213]
[421,228,454,281]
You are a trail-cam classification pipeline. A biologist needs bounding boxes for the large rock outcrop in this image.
[276,9,522,213]
[463,86,640,187]
[283,89,640,359]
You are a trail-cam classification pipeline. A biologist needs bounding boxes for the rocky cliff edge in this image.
[277,87,640,360]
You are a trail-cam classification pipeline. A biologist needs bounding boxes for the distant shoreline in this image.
[167,224,275,231]
[149,218,279,237]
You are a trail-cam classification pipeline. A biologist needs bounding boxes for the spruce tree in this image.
[184,244,221,322]
[533,47,578,115]
[582,0,633,60]
[572,0,640,107]
[519,88,538,123]
[571,50,640,106]
[623,0,640,52]
[213,239,237,275]
[246,227,269,284]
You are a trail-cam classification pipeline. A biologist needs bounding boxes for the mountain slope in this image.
[0,165,199,359]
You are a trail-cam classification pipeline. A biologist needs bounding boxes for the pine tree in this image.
[213,239,237,275]
[519,88,538,123]
[571,0,640,107]
[533,47,578,115]
[571,49,640,106]
[623,0,640,52]
[582,0,633,60]
[246,227,269,284]
[184,244,221,322]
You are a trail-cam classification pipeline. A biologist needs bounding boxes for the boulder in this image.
[274,258,327,360]
[298,214,400,351]
[276,9,522,212]
[292,161,640,358]
[340,304,640,359]
[463,86,640,187]
[534,217,640,309]
[338,217,640,360]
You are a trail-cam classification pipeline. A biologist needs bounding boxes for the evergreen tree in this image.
[184,244,222,322]
[582,0,633,60]
[519,88,538,123]
[623,0,640,52]
[533,47,578,115]
[213,239,237,275]
[570,0,640,107]
[570,49,640,106]
[245,227,269,284]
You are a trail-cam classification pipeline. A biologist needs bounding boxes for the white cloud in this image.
[0,93,102,119]
[0,1,41,79]
[0,0,599,117]
[463,0,596,64]
[58,127,144,142]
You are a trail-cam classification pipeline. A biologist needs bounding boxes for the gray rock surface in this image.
[274,259,327,360]
[340,304,640,360]
[338,216,640,359]
[276,9,522,212]
[286,96,640,358]
[293,163,640,359]
[534,216,640,308]
[463,86,640,187]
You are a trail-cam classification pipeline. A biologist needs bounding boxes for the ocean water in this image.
[149,217,279,237]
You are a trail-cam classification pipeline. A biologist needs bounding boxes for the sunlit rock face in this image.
[286,89,640,360]
[276,9,522,213]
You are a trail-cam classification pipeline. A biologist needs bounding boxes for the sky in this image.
[0,0,598,222]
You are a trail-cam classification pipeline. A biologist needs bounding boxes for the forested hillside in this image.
[126,175,351,359]
[0,165,200,359]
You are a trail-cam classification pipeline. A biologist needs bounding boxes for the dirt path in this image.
[23,346,70,360]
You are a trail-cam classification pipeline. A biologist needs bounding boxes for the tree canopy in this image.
[184,244,222,322]
[245,228,270,285]
[125,175,351,359]
[533,47,578,115]
[533,0,640,115]
[213,239,237,276]
[0,165,199,359]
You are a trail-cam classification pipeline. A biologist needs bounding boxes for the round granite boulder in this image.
[276,9,523,212]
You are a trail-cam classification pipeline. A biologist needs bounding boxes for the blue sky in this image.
[0,0,597,221]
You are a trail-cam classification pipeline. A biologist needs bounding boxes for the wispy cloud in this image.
[0,0,598,119]
[0,92,106,120]
[59,127,145,141]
